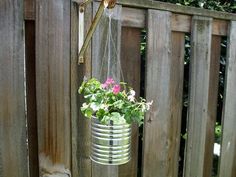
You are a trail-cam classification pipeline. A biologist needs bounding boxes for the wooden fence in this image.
[0,0,236,177]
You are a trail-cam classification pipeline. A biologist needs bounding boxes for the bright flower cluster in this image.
[79,78,152,125]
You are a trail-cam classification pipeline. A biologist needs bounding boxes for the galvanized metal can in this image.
[91,117,131,165]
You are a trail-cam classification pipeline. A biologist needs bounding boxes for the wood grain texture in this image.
[114,0,236,20]
[122,7,145,28]
[121,8,228,36]
[25,20,39,177]
[36,0,71,169]
[218,21,236,177]
[71,1,92,177]
[170,32,185,177]
[212,19,228,36]
[24,0,35,20]
[119,27,141,177]
[91,2,122,177]
[142,10,184,177]
[184,16,220,177]
[0,0,29,176]
[205,35,221,177]
[171,14,191,33]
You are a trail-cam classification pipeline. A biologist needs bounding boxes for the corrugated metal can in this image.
[91,117,131,165]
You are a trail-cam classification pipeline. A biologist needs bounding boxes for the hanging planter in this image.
[91,117,131,165]
[79,78,152,165]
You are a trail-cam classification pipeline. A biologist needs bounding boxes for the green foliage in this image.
[181,122,222,141]
[158,0,236,13]
[79,78,152,125]
[215,122,222,143]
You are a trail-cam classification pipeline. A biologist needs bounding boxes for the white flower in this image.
[82,103,89,108]
[130,90,135,96]
[128,95,135,102]
[128,90,136,102]
[146,100,153,110]
[141,105,146,112]
[90,102,99,111]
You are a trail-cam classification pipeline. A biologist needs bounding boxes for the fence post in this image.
[36,0,71,174]
[71,0,93,176]
[119,27,141,177]
[184,16,220,177]
[218,21,236,177]
[0,0,29,176]
[142,10,184,177]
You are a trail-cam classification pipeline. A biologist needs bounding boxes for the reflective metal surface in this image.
[91,117,131,165]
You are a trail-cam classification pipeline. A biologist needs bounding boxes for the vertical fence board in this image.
[170,32,185,176]
[24,0,35,20]
[25,20,39,177]
[119,27,141,177]
[92,3,122,177]
[184,16,220,177]
[71,3,79,177]
[71,1,92,177]
[219,21,236,177]
[36,0,71,171]
[142,10,184,177]
[205,35,221,176]
[0,0,29,176]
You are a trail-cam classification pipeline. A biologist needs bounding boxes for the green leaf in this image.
[78,81,86,94]
[84,108,93,119]
[110,112,126,124]
[113,100,124,109]
[100,115,111,124]
[96,109,106,119]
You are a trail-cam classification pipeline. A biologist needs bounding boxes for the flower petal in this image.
[113,84,120,94]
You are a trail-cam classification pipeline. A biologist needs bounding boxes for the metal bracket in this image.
[73,0,117,64]
[78,3,85,63]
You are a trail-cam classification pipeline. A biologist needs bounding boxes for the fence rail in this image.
[0,0,236,177]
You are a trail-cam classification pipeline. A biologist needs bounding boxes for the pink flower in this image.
[102,83,108,89]
[102,78,115,89]
[105,78,115,85]
[112,85,120,95]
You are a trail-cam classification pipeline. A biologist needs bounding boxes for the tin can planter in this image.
[91,117,131,165]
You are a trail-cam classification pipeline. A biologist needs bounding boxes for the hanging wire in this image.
[99,8,125,84]
[107,11,112,79]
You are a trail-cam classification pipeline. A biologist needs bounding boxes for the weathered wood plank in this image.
[142,10,184,177]
[121,8,228,36]
[172,16,228,36]
[205,35,221,176]
[0,0,29,176]
[212,19,228,36]
[24,0,35,20]
[36,0,71,172]
[171,14,191,33]
[218,21,236,177]
[91,2,122,177]
[111,0,236,21]
[184,16,220,177]
[170,32,185,176]
[71,2,81,177]
[25,20,39,177]
[119,27,141,177]
[121,7,145,28]
[71,1,92,177]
